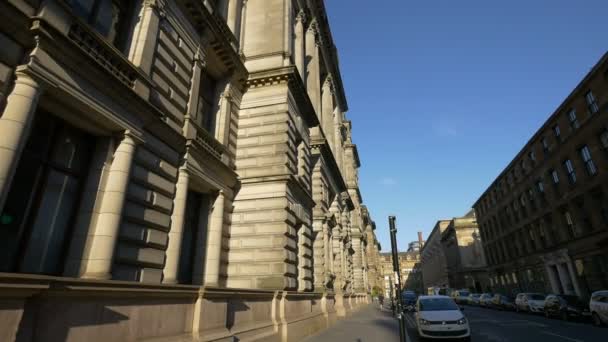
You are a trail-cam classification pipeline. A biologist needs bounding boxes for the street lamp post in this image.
[389,216,407,342]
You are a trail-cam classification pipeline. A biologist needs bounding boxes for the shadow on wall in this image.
[226,299,250,330]
[13,296,194,342]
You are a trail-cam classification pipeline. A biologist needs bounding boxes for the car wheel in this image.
[592,313,602,327]
[561,311,569,321]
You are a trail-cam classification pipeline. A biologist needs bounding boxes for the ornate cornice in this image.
[246,66,319,127]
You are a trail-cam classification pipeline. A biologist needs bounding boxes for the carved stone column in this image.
[128,0,164,75]
[163,167,189,283]
[199,190,225,286]
[305,20,321,117]
[321,75,335,149]
[80,132,138,279]
[294,10,306,83]
[0,71,42,212]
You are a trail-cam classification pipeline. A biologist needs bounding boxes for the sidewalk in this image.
[303,304,402,342]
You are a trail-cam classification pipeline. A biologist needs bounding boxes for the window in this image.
[579,145,597,176]
[542,137,550,152]
[568,109,579,130]
[564,210,577,238]
[550,169,560,185]
[586,91,599,114]
[197,72,220,134]
[178,191,212,284]
[563,159,577,184]
[553,124,562,140]
[536,179,545,193]
[520,194,526,207]
[68,0,137,51]
[529,150,536,162]
[0,113,93,274]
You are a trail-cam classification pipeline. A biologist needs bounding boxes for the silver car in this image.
[590,290,608,326]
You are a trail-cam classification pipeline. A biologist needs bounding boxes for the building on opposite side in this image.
[420,220,451,292]
[440,210,489,292]
[473,52,608,298]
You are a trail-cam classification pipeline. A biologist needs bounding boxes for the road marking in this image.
[541,332,583,342]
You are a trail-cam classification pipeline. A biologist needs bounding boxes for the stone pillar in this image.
[294,10,306,83]
[238,0,248,54]
[226,0,241,40]
[80,132,137,279]
[321,76,334,149]
[305,21,321,117]
[200,190,225,286]
[556,263,574,295]
[0,72,41,212]
[351,235,364,292]
[128,0,162,75]
[312,220,325,290]
[565,259,583,297]
[163,168,189,284]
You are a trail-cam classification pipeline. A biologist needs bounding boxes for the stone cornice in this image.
[175,0,248,89]
[344,142,360,168]
[247,66,319,127]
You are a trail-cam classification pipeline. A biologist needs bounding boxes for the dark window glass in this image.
[0,114,93,274]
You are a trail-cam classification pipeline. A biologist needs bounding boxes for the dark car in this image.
[402,291,418,310]
[491,294,516,311]
[544,294,591,321]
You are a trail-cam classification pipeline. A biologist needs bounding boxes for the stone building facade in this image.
[440,211,489,292]
[379,250,423,297]
[0,1,378,341]
[420,220,451,292]
[474,52,608,298]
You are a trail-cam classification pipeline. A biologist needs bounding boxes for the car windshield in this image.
[419,298,459,311]
[529,294,545,300]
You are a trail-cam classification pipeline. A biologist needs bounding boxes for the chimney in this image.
[418,231,423,246]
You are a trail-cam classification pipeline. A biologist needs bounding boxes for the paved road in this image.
[404,305,607,342]
[305,304,607,342]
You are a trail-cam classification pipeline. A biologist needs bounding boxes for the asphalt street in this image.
[304,304,608,342]
[405,305,607,342]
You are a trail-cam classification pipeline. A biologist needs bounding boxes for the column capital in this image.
[144,0,166,15]
[322,74,335,94]
[295,10,307,24]
[122,130,142,145]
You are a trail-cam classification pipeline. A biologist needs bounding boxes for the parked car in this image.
[544,294,591,321]
[590,290,608,326]
[415,295,470,341]
[452,290,471,304]
[491,294,516,311]
[479,293,494,307]
[467,293,481,306]
[515,293,546,313]
[403,291,418,311]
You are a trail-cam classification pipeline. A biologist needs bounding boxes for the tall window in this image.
[197,72,220,134]
[536,179,545,193]
[568,109,579,130]
[553,124,562,141]
[563,210,577,238]
[579,145,597,176]
[68,0,137,52]
[541,137,550,153]
[177,191,211,284]
[550,169,560,185]
[529,150,536,162]
[0,113,93,274]
[586,90,599,114]
[563,159,576,184]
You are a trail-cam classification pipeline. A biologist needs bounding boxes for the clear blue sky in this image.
[325,0,608,251]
